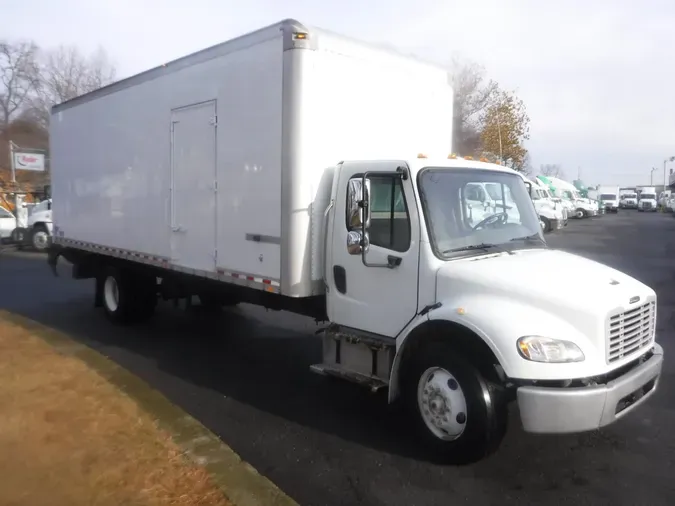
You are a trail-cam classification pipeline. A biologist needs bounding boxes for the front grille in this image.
[607,301,655,363]
[643,202,652,209]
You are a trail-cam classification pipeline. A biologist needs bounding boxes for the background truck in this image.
[637,186,658,212]
[619,189,638,209]
[598,186,620,213]
[48,19,663,464]
[523,176,565,232]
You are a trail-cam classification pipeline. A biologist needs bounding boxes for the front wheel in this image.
[31,226,51,251]
[575,208,585,219]
[540,216,552,233]
[403,343,508,464]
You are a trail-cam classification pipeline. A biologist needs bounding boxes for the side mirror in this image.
[525,181,532,196]
[346,179,363,229]
[346,178,371,230]
[347,230,369,255]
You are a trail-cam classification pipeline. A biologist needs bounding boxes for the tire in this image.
[575,209,585,219]
[31,225,51,251]
[100,266,157,324]
[402,342,508,464]
[540,216,552,233]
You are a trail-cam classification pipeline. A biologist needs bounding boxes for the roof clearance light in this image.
[417,153,428,158]
[479,156,488,162]
[448,153,457,159]
[293,32,308,40]
[464,156,473,160]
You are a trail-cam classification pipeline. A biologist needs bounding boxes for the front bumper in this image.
[517,344,663,434]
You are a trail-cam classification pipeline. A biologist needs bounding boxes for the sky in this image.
[4,0,675,186]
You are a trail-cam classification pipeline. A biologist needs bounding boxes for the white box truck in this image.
[598,186,620,213]
[637,186,658,212]
[48,19,663,463]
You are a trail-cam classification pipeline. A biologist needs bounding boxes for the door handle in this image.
[171,226,185,233]
[387,255,402,268]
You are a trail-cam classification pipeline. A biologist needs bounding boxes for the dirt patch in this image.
[0,318,232,506]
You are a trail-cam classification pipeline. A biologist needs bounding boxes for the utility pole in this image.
[9,140,16,183]
[651,167,657,185]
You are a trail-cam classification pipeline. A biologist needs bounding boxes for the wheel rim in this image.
[33,231,48,249]
[103,276,120,312]
[576,210,584,218]
[417,367,468,441]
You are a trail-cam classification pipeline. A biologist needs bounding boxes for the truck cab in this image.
[524,179,565,232]
[620,191,638,209]
[598,187,620,213]
[638,188,658,212]
[321,156,662,460]
[25,198,53,251]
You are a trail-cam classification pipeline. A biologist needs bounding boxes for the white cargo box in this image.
[51,19,453,298]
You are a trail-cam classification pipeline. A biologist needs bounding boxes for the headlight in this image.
[516,336,585,363]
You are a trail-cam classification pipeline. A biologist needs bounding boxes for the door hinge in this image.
[210,115,217,126]
[213,180,218,192]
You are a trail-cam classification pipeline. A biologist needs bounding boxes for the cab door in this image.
[325,161,420,338]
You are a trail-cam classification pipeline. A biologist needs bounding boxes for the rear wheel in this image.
[100,266,157,324]
[403,342,508,464]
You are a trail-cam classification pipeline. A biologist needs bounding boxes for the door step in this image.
[309,364,388,393]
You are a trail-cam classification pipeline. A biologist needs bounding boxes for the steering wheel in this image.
[472,212,508,230]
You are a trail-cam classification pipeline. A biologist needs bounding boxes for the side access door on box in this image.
[170,100,218,272]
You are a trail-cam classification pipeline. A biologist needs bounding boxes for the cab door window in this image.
[353,176,411,252]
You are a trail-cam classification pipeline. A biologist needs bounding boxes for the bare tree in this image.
[450,56,498,156]
[0,40,40,129]
[540,163,565,179]
[31,45,116,128]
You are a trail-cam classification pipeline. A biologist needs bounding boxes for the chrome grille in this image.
[607,301,655,363]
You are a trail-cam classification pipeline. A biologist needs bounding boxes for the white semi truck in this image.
[47,19,663,463]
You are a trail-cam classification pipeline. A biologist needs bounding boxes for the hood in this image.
[436,248,651,310]
[27,209,52,226]
[435,249,655,355]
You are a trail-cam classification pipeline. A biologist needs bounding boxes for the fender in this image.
[388,295,598,403]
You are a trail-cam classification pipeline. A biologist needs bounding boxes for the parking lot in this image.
[1,210,674,506]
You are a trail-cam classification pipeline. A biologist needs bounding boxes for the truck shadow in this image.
[23,297,442,461]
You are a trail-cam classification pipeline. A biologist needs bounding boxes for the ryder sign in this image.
[13,152,45,172]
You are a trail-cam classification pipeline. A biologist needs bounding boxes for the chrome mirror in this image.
[346,179,364,229]
[347,230,369,255]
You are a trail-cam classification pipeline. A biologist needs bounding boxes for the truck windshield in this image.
[624,193,637,198]
[641,193,656,200]
[418,168,543,257]
[600,194,617,200]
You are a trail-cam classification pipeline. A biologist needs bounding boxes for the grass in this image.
[0,318,232,506]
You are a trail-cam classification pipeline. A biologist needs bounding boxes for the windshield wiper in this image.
[509,233,545,244]
[442,243,500,254]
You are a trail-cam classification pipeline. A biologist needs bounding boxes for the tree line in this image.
[0,40,116,192]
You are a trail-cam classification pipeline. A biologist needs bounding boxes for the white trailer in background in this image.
[48,19,663,464]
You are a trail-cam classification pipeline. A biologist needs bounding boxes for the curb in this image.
[0,310,299,506]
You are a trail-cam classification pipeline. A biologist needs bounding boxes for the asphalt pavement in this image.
[1,210,674,506]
